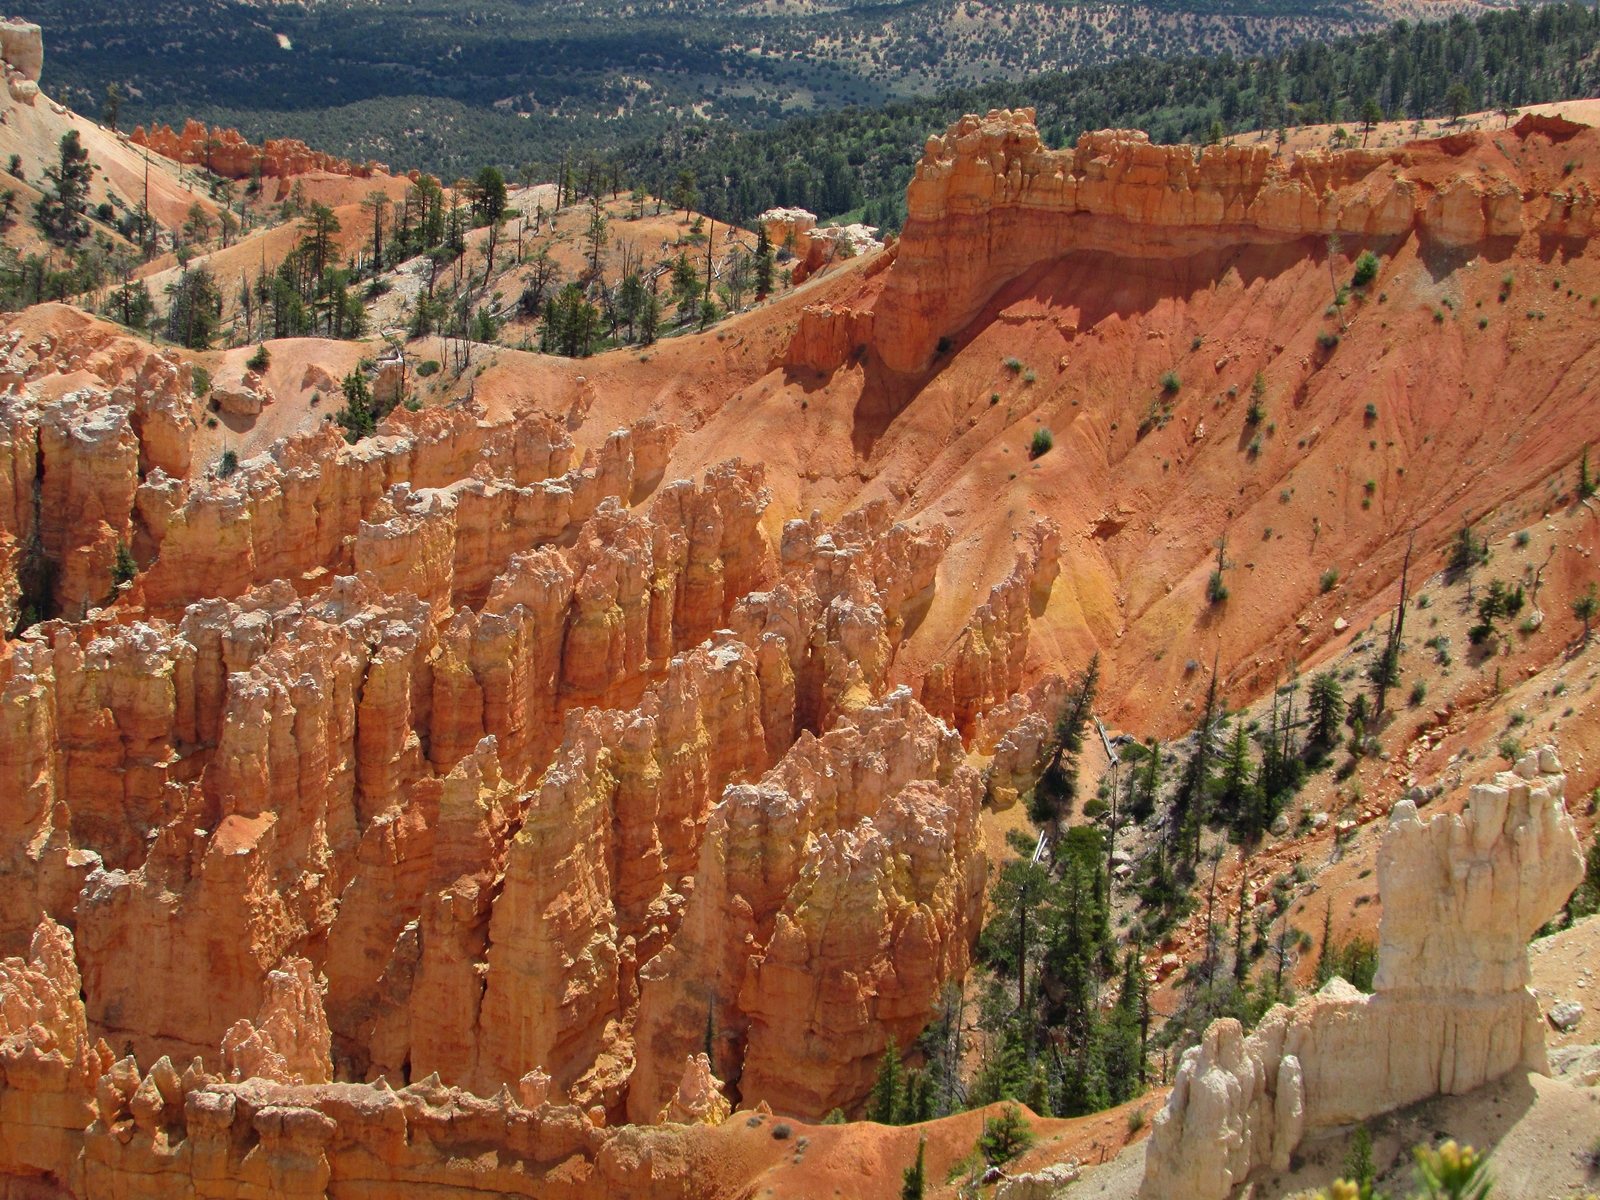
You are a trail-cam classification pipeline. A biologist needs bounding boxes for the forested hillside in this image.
[630,4,1600,230]
[40,0,1403,178]
[34,2,1600,229]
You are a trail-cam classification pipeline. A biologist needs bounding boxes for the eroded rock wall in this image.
[867,108,1576,374]
[0,303,1055,1195]
[1140,747,1586,1200]
[629,687,985,1122]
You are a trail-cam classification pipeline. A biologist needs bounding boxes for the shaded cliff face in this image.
[870,108,1585,376]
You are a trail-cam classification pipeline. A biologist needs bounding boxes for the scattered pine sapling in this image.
[1207,532,1233,603]
[1412,1140,1493,1200]
[1579,445,1598,500]
[1572,582,1598,645]
[1246,372,1266,424]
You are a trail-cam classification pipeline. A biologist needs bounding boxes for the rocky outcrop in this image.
[790,224,884,285]
[37,395,139,617]
[657,1054,731,1126]
[0,919,97,1189]
[783,304,875,373]
[221,958,333,1085]
[1141,747,1586,1200]
[921,517,1060,737]
[629,687,985,1122]
[977,672,1070,810]
[0,304,1082,1189]
[408,637,773,1109]
[0,20,43,83]
[759,207,817,257]
[0,18,40,102]
[210,367,275,418]
[130,119,390,180]
[0,937,747,1200]
[867,109,1580,373]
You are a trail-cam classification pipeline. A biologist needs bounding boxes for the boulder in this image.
[1548,1000,1584,1033]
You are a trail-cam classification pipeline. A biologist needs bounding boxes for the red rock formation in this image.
[629,687,984,1122]
[129,120,389,181]
[865,108,1562,374]
[920,516,1060,737]
[782,303,875,373]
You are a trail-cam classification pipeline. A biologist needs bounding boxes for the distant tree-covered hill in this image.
[625,3,1600,231]
[35,1,1600,231]
[39,0,1406,177]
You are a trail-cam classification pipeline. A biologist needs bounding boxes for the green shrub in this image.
[1321,567,1340,592]
[111,541,137,588]
[417,360,441,377]
[246,344,271,372]
[1318,330,1340,350]
[1003,356,1024,373]
[1409,679,1427,706]
[978,1104,1034,1165]
[1160,369,1181,393]
[218,449,239,478]
[1030,427,1053,459]
[191,365,211,396]
[1412,1140,1493,1200]
[1351,250,1379,287]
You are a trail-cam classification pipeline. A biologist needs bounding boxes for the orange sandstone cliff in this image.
[129,120,392,182]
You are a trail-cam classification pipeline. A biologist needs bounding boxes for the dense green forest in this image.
[40,0,1383,178]
[625,4,1600,231]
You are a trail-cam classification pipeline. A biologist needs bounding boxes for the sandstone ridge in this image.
[129,120,393,181]
[866,107,1592,373]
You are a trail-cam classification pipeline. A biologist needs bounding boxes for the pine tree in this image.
[36,131,91,245]
[1215,719,1259,833]
[336,369,377,444]
[1173,662,1220,858]
[755,221,774,297]
[1029,653,1100,824]
[1101,948,1145,1105]
[1314,901,1336,988]
[978,1104,1035,1164]
[584,200,608,274]
[164,266,223,349]
[1126,739,1162,824]
[111,542,137,589]
[1573,583,1598,645]
[1307,672,1345,748]
[870,1038,903,1124]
